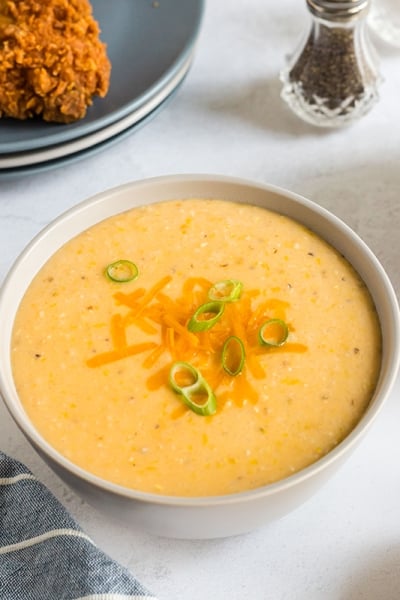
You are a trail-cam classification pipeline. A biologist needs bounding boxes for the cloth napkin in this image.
[0,451,157,600]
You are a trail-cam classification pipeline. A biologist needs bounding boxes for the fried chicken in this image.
[0,0,111,123]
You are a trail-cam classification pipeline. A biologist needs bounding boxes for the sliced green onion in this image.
[222,335,246,376]
[169,361,217,416]
[258,318,289,347]
[105,260,138,283]
[208,279,243,302]
[187,301,225,332]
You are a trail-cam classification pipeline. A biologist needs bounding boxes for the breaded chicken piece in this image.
[0,0,111,123]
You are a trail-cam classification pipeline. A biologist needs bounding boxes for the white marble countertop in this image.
[1,2,400,598]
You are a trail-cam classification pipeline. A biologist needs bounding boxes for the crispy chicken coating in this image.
[0,0,111,123]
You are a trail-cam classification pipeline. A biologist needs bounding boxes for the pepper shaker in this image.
[280,0,382,127]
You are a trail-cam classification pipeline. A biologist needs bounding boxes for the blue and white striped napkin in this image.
[0,451,157,600]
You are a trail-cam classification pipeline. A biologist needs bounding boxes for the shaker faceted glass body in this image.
[280,1,382,127]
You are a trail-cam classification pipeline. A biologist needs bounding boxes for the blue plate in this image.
[0,0,204,154]
[0,79,184,180]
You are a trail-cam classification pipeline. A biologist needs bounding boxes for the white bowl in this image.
[0,174,399,539]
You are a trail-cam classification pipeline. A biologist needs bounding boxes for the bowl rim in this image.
[1,173,399,507]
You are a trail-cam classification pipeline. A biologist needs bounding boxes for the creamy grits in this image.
[11,199,382,496]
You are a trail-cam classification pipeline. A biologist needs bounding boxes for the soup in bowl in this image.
[0,175,398,538]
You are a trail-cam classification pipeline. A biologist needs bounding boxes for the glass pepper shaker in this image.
[280,0,382,127]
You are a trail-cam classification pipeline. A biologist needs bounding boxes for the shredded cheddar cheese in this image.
[86,275,307,411]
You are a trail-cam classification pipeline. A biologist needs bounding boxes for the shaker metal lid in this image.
[306,0,369,20]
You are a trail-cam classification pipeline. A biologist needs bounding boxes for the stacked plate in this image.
[0,0,204,179]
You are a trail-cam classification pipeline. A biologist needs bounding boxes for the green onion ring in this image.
[187,301,225,332]
[222,335,246,376]
[169,361,217,416]
[105,260,139,283]
[208,279,243,302]
[258,318,289,347]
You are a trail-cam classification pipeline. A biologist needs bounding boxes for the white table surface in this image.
[1,2,400,599]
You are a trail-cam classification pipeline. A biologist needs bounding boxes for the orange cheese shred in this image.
[130,275,172,319]
[246,353,266,379]
[113,288,145,308]
[86,342,158,368]
[162,313,199,347]
[110,313,127,348]
[86,273,307,414]
[142,345,165,369]
[182,276,213,304]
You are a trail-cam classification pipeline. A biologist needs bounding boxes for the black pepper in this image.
[280,0,381,127]
[289,25,367,109]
